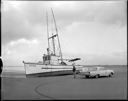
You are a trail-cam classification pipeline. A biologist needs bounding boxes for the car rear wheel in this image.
[85,75,89,78]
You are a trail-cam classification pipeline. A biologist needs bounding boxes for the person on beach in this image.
[72,63,76,79]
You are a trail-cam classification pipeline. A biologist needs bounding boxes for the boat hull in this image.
[26,70,77,77]
[24,62,81,77]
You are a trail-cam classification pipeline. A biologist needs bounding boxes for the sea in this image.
[1,66,26,78]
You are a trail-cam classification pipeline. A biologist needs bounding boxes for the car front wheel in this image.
[108,72,113,77]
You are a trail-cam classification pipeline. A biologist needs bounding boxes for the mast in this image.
[46,11,50,64]
[46,11,50,52]
[51,8,63,62]
[52,33,56,55]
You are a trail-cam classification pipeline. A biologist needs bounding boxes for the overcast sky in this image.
[1,0,127,66]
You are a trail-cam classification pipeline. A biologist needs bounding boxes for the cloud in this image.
[59,21,127,65]
[1,1,127,66]
[2,1,126,44]
[1,1,47,45]
[94,1,126,26]
[84,52,127,65]
[61,21,127,54]
[2,38,43,66]
[50,1,127,27]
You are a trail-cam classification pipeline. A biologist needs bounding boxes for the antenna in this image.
[51,8,63,62]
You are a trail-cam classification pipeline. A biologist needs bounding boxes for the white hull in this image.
[24,62,82,77]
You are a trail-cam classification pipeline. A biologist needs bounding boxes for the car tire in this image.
[85,75,89,78]
[95,74,99,78]
[108,72,113,77]
[111,72,114,75]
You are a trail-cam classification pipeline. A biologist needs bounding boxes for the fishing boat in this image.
[23,9,83,77]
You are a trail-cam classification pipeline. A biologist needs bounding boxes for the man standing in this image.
[72,63,76,79]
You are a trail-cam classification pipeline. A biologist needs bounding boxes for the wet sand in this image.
[1,65,127,100]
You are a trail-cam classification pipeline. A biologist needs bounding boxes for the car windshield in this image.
[88,67,97,71]
[97,67,105,70]
[80,67,97,72]
[80,67,106,72]
[99,68,105,70]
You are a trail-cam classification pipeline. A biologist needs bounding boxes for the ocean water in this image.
[1,66,26,78]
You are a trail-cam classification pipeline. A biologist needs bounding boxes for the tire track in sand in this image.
[34,76,71,100]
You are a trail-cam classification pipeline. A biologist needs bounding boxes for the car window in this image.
[80,68,88,72]
[98,67,106,70]
[88,67,97,71]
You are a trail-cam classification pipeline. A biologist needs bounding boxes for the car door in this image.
[99,68,106,76]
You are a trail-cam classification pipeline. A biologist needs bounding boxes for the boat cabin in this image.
[43,54,67,65]
[43,54,51,65]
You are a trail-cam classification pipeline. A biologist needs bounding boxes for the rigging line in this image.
[46,10,50,53]
[48,10,56,55]
[51,8,63,62]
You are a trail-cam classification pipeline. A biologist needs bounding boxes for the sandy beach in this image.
[1,65,127,100]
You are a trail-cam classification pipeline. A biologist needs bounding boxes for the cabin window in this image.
[47,55,51,60]
[43,55,51,61]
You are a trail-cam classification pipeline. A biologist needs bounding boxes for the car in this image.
[79,67,114,78]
